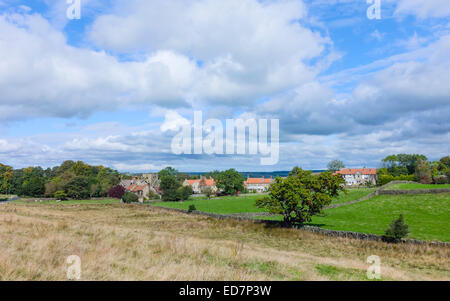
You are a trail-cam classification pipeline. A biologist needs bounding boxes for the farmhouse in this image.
[120,175,160,202]
[183,176,218,194]
[244,177,274,193]
[334,168,377,186]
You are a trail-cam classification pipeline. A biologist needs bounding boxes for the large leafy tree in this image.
[327,160,345,172]
[256,167,345,225]
[216,169,244,195]
[159,167,183,201]
[382,154,428,176]
[414,159,432,184]
[65,176,91,200]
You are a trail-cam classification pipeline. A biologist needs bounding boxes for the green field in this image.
[260,194,450,242]
[153,189,374,213]
[154,192,450,242]
[331,189,375,204]
[388,183,450,190]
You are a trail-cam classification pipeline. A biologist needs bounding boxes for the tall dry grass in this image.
[0,203,448,281]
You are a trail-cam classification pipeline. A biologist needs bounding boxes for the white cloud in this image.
[394,0,450,19]
[113,163,165,172]
[0,1,330,121]
[160,111,191,132]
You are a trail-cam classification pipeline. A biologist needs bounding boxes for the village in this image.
[119,168,378,202]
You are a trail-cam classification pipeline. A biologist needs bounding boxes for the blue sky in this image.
[0,0,449,172]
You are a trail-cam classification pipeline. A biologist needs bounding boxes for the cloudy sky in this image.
[0,0,449,172]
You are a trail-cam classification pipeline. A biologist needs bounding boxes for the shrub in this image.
[178,186,193,201]
[433,175,448,185]
[54,190,68,200]
[108,185,126,199]
[385,214,409,242]
[188,205,196,213]
[377,174,415,186]
[122,192,138,204]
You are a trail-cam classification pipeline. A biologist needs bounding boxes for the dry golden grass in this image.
[0,203,449,281]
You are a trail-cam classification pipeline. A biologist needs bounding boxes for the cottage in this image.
[183,177,218,194]
[334,168,377,186]
[244,177,274,193]
[120,175,160,202]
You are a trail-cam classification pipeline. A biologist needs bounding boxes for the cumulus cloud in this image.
[0,13,201,121]
[0,0,331,121]
[88,0,330,104]
[394,0,450,19]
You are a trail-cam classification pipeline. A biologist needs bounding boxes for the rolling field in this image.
[0,202,448,280]
[154,192,450,242]
[310,194,450,242]
[152,189,374,213]
[388,183,450,190]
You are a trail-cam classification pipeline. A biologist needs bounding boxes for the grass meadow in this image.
[0,203,448,280]
[153,191,450,242]
[152,189,375,213]
[388,183,450,190]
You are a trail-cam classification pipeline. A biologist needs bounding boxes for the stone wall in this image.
[379,189,450,195]
[150,205,450,247]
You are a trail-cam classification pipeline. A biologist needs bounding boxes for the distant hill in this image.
[185,170,326,178]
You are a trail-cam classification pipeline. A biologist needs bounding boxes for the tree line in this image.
[0,160,120,199]
[378,154,450,185]
[158,167,245,202]
[326,154,450,185]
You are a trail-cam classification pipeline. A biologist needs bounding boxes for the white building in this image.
[244,177,274,193]
[334,169,377,186]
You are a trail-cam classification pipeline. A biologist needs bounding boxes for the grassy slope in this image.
[311,194,450,242]
[388,183,450,190]
[152,189,374,213]
[0,203,448,280]
[261,194,450,242]
[331,189,375,204]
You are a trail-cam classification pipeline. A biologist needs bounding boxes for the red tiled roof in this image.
[186,178,216,186]
[245,177,274,185]
[334,168,377,175]
[131,185,146,192]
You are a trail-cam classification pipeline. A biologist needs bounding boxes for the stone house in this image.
[120,175,159,202]
[243,177,274,193]
[183,176,218,194]
[334,168,377,186]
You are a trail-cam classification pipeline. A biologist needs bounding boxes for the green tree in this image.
[159,170,182,202]
[382,154,428,176]
[414,159,432,184]
[65,176,90,200]
[122,192,138,204]
[256,167,345,225]
[385,214,409,242]
[177,186,193,201]
[327,160,345,172]
[54,191,68,200]
[439,156,450,169]
[216,169,244,195]
[158,167,179,179]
